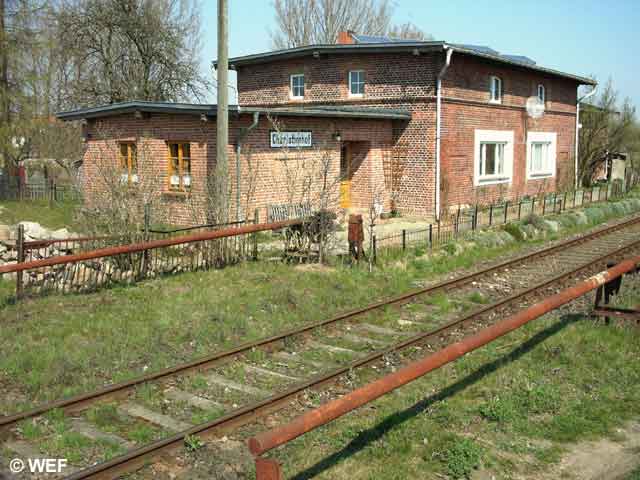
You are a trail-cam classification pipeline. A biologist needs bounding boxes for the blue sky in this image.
[200,0,639,109]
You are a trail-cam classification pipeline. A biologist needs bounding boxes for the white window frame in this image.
[290,73,305,99]
[474,130,514,186]
[348,70,365,97]
[489,76,502,103]
[526,131,557,180]
[537,84,546,103]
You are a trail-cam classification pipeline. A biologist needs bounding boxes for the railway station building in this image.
[58,32,596,225]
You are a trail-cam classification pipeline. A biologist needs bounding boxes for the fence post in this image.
[253,208,259,260]
[49,179,54,207]
[372,234,377,264]
[504,201,509,224]
[428,223,433,249]
[16,224,25,300]
[473,204,478,230]
[563,192,567,212]
[402,229,406,251]
[518,201,522,221]
[489,205,493,226]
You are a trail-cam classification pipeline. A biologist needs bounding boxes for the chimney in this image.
[337,30,356,45]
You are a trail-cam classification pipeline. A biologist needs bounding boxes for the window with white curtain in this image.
[489,76,502,103]
[526,132,557,179]
[474,130,514,186]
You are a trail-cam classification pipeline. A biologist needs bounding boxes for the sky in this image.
[200,0,640,109]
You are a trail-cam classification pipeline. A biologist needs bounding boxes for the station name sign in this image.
[269,131,312,148]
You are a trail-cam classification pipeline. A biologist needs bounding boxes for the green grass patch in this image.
[0,199,80,230]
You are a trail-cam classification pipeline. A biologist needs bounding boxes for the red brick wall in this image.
[236,50,581,217]
[237,52,442,216]
[441,54,577,209]
[82,113,394,226]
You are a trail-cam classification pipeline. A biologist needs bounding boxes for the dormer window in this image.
[537,84,546,103]
[349,70,365,97]
[489,76,502,103]
[290,74,305,99]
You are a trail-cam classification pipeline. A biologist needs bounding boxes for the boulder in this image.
[542,220,560,233]
[572,211,588,225]
[0,224,11,242]
[50,228,71,240]
[18,221,50,240]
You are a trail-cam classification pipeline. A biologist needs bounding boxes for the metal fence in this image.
[0,179,81,203]
[373,180,635,259]
[1,219,299,301]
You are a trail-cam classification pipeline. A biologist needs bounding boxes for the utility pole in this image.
[216,0,229,222]
[0,0,7,124]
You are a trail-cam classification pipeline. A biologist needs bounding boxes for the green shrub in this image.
[522,213,546,230]
[441,437,483,478]
[480,396,516,423]
[502,222,525,242]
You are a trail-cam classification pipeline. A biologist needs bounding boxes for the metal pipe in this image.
[236,111,260,221]
[248,256,640,458]
[574,84,598,189]
[435,46,453,221]
[0,219,302,275]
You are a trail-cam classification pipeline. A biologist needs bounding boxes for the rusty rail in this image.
[0,219,301,275]
[247,257,640,479]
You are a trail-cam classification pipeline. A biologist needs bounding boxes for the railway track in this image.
[2,213,640,479]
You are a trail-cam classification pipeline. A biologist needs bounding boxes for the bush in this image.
[502,222,525,242]
[441,437,483,479]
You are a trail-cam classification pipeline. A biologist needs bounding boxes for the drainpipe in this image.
[435,46,453,221]
[574,84,597,189]
[236,111,260,221]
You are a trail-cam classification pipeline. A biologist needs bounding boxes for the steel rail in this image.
[62,237,640,480]
[248,256,640,467]
[3,214,640,430]
[0,219,302,275]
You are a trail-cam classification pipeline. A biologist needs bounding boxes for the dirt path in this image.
[539,422,640,480]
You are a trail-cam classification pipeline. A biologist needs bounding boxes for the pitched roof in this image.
[56,101,411,121]
[225,39,596,86]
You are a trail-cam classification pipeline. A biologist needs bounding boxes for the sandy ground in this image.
[543,421,640,480]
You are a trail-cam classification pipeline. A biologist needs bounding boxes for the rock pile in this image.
[0,222,74,269]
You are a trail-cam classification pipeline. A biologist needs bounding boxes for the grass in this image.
[0,190,639,476]
[0,199,80,230]
[275,308,640,479]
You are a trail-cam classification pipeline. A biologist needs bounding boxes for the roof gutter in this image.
[575,84,598,189]
[435,46,453,221]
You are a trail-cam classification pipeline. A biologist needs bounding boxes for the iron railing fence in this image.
[0,180,81,203]
[0,219,299,301]
[373,180,636,259]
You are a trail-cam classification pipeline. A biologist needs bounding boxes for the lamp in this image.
[333,132,342,142]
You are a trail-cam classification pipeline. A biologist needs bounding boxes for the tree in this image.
[55,0,208,106]
[270,0,429,49]
[578,79,636,186]
[387,21,431,41]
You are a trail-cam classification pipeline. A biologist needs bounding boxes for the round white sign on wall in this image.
[526,96,545,119]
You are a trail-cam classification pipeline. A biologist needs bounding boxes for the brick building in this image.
[58,32,596,224]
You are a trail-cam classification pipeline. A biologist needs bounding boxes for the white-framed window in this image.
[489,76,502,103]
[474,130,514,186]
[348,70,365,96]
[537,84,546,103]
[526,131,557,180]
[290,73,305,99]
